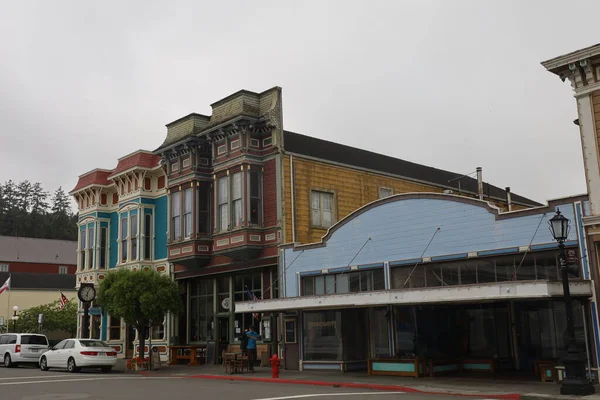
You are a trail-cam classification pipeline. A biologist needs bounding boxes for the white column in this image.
[576,94,600,215]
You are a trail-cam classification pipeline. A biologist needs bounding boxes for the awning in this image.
[235,280,593,314]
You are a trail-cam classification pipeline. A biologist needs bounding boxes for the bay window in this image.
[99,227,107,269]
[120,216,128,263]
[87,226,95,269]
[232,172,243,227]
[130,214,138,261]
[171,191,182,240]
[250,170,261,225]
[144,214,152,260]
[184,188,193,238]
[79,228,86,270]
[218,177,228,231]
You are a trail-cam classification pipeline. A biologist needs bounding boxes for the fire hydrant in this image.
[270,354,281,378]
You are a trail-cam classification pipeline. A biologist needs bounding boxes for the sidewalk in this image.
[120,360,600,400]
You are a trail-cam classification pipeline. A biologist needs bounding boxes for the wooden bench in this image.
[168,345,206,366]
[428,359,461,377]
[225,344,270,367]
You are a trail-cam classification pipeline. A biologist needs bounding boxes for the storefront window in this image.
[303,311,343,361]
[394,307,416,356]
[190,278,215,342]
[371,308,390,357]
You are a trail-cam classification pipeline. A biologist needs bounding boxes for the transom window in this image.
[302,269,385,296]
[311,190,334,228]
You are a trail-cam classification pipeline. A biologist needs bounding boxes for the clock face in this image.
[79,286,96,302]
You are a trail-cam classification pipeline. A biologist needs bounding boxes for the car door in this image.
[47,340,67,367]
[61,340,76,367]
[0,335,7,358]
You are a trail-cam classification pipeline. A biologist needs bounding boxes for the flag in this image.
[245,287,261,320]
[0,277,10,295]
[58,292,69,310]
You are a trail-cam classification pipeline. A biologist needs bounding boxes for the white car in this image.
[0,333,49,367]
[39,338,117,373]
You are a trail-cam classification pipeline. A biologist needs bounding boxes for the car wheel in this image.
[4,353,13,368]
[67,357,79,373]
[40,356,49,371]
[101,366,112,373]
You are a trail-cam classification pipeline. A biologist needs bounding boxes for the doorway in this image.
[284,318,299,370]
[217,316,230,363]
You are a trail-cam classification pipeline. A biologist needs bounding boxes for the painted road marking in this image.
[0,374,74,380]
[0,376,181,386]
[252,393,404,400]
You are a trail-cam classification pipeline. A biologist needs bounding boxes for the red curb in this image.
[139,372,520,400]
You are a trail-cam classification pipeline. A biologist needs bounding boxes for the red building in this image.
[0,236,77,275]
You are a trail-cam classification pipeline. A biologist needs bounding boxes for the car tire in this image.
[67,357,79,373]
[4,353,13,368]
[40,356,49,371]
[101,366,112,373]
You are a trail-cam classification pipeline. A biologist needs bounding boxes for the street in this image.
[0,366,499,400]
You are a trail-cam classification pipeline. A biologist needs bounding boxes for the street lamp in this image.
[549,208,595,395]
[12,305,19,333]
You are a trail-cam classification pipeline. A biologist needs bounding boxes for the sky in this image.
[0,0,597,206]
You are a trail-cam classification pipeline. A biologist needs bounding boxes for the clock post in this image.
[78,283,97,338]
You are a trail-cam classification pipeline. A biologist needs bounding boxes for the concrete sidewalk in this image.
[117,360,600,400]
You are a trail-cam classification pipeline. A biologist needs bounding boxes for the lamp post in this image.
[549,209,595,395]
[11,305,19,332]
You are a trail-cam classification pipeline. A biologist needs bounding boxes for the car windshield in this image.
[79,340,110,348]
[21,335,48,345]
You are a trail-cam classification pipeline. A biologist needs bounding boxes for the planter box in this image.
[368,358,425,377]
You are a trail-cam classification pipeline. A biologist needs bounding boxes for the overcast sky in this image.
[0,0,597,206]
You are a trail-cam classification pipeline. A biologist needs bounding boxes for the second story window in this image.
[172,191,182,241]
[184,188,193,238]
[0,264,9,272]
[218,176,229,231]
[99,227,107,269]
[87,226,95,269]
[121,216,128,263]
[144,214,152,260]
[79,228,86,270]
[59,266,68,274]
[232,172,243,228]
[250,171,262,225]
[130,214,138,261]
[197,184,210,234]
[311,190,334,229]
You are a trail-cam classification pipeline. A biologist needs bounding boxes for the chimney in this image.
[506,187,512,212]
[476,167,483,200]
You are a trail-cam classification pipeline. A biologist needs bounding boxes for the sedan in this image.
[39,338,117,373]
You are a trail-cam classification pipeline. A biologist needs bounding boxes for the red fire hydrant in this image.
[270,354,281,378]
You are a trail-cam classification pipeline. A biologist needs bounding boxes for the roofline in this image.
[76,168,112,179]
[69,183,111,195]
[210,86,281,108]
[115,149,156,161]
[285,150,540,207]
[107,164,161,180]
[0,236,77,244]
[541,43,600,72]
[165,112,210,128]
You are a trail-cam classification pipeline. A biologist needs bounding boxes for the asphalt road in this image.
[0,365,498,400]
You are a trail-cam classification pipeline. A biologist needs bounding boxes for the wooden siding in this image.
[283,155,521,244]
[283,155,445,244]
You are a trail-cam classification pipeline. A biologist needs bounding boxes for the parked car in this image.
[0,333,49,367]
[39,338,117,373]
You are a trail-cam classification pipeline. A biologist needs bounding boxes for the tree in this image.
[15,299,77,337]
[98,269,182,360]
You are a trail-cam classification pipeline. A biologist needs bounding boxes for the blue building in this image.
[70,150,169,360]
[237,193,599,379]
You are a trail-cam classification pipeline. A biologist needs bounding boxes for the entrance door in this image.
[284,318,299,370]
[125,324,136,358]
[516,303,542,373]
[217,316,229,363]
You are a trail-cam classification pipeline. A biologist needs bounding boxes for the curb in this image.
[139,372,520,399]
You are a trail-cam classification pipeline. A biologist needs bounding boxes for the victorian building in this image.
[153,87,540,360]
[69,150,169,360]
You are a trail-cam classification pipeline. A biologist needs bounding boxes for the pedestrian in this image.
[240,328,249,354]
[246,325,260,372]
